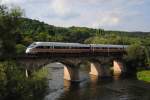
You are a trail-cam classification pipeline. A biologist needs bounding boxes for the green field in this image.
[137,70,150,82]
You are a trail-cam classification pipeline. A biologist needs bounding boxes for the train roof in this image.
[32,42,90,47]
[90,44,128,48]
[30,42,128,48]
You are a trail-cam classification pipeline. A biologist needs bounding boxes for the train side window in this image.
[82,47,90,49]
[54,46,58,49]
[36,46,44,48]
[47,46,52,48]
[36,46,39,48]
[47,46,50,48]
[54,46,63,49]
[49,46,53,48]
[44,46,49,49]
[64,46,69,49]
[102,47,107,49]
[71,47,76,49]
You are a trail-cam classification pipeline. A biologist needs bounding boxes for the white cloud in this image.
[129,0,145,5]
[99,16,119,25]
[50,0,72,16]
[0,0,24,4]
[0,0,10,4]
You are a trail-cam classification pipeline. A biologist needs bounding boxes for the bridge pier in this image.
[25,69,29,78]
[64,65,80,82]
[89,62,110,77]
[89,62,101,76]
[113,60,124,75]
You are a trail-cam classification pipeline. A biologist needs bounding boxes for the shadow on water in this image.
[45,63,150,100]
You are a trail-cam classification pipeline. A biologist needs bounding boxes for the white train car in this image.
[26,42,90,54]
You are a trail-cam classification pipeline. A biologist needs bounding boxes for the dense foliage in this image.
[123,44,149,72]
[0,61,48,100]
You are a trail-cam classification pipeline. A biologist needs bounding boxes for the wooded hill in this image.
[19,18,150,46]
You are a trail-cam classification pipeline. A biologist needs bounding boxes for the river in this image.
[44,63,150,100]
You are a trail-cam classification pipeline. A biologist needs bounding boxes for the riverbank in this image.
[137,70,150,82]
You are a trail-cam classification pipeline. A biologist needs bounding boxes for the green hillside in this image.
[19,18,150,46]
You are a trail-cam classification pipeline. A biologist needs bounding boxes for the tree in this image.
[0,5,23,58]
[144,46,150,67]
[124,44,147,72]
[23,35,33,46]
[34,32,49,41]
[15,44,26,55]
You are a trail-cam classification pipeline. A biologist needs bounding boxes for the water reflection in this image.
[89,75,99,94]
[113,74,121,80]
[90,75,98,83]
[64,80,71,92]
[59,81,81,100]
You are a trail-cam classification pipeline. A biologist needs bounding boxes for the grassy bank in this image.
[137,70,150,82]
[33,67,49,79]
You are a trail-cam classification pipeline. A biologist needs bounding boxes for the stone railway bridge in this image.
[17,52,125,82]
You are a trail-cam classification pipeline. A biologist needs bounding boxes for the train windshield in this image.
[28,42,36,48]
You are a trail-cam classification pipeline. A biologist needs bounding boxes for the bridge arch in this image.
[20,58,85,81]
[88,59,111,77]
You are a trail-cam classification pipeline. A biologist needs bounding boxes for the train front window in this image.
[32,43,36,45]
[29,45,34,48]
[28,43,36,48]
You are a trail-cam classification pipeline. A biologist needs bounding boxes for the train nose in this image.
[25,48,31,53]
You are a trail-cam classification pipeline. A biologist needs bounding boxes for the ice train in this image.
[26,42,128,54]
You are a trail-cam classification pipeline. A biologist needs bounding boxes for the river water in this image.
[44,63,150,100]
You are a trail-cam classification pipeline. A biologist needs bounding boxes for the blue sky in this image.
[1,0,150,31]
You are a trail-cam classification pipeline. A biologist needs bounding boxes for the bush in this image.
[137,71,150,82]
[123,44,147,72]
[0,61,48,100]
[15,44,26,54]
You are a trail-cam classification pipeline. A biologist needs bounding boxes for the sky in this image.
[0,0,150,32]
